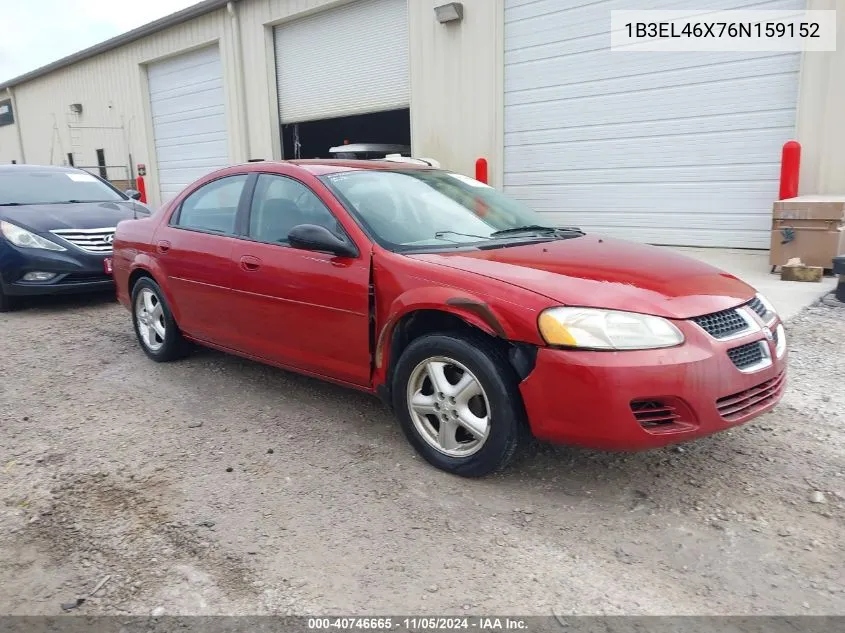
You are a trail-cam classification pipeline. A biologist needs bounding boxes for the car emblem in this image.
[763,327,774,341]
[104,234,114,244]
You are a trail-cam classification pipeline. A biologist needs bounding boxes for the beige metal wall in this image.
[0,8,236,207]
[797,0,845,196]
[408,0,503,186]
[1,0,843,208]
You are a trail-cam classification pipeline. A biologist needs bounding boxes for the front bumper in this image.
[519,317,787,450]
[0,243,113,296]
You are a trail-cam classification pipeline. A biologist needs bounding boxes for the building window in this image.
[96,149,106,179]
[67,153,75,167]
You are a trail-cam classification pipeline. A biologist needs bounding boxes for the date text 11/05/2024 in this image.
[624,20,821,39]
[307,617,529,630]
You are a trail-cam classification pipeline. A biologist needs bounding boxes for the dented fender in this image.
[373,285,515,376]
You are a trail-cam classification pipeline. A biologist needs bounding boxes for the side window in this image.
[248,174,341,244]
[174,175,248,235]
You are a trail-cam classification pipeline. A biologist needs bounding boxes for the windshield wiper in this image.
[0,203,24,206]
[490,224,584,237]
[433,230,491,241]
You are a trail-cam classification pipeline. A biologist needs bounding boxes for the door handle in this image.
[156,240,171,254]
[240,255,261,271]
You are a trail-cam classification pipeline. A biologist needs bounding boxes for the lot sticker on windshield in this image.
[447,173,492,188]
[67,173,98,182]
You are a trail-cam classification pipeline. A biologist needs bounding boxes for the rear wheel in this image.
[131,277,189,362]
[392,332,526,477]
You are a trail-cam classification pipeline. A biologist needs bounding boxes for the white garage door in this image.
[273,0,409,123]
[504,0,802,248]
[148,46,229,203]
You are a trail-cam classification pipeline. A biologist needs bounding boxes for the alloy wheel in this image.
[135,287,166,352]
[406,356,491,457]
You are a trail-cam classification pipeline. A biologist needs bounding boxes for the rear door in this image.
[227,173,371,386]
[153,174,248,345]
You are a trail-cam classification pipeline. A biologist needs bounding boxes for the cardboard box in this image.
[770,196,845,268]
[772,196,845,221]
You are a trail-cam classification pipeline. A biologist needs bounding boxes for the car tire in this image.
[130,277,190,362]
[0,287,17,313]
[392,331,527,477]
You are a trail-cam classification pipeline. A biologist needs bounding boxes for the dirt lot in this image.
[1,292,843,616]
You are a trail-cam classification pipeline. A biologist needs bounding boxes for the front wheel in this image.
[392,332,526,477]
[0,287,18,313]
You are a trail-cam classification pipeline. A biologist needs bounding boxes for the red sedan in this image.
[113,160,787,477]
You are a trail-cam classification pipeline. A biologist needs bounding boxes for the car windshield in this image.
[0,170,125,205]
[319,169,582,251]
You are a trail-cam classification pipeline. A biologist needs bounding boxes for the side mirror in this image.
[288,224,357,258]
[125,189,142,200]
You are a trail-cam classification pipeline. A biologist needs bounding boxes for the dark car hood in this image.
[409,236,756,320]
[0,201,139,232]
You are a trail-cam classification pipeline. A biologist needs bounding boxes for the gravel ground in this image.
[0,292,843,616]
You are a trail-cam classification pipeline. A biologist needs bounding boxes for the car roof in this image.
[240,159,437,176]
[0,164,86,175]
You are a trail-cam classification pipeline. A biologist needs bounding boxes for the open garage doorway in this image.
[281,108,410,160]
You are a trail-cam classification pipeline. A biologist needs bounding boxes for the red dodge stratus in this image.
[113,160,787,477]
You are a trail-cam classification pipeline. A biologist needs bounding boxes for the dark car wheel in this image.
[392,331,526,477]
[0,287,17,313]
[131,277,189,362]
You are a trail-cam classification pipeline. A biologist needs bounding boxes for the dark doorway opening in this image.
[281,108,410,160]
[95,149,107,179]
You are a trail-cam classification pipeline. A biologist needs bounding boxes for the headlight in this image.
[538,307,684,350]
[0,221,66,251]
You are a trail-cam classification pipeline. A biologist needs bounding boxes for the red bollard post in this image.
[475,157,488,184]
[778,140,801,200]
[136,175,147,204]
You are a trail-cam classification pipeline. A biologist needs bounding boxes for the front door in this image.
[228,173,371,386]
[153,174,248,346]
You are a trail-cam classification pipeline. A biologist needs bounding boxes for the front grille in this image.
[747,296,772,322]
[692,308,749,339]
[727,341,765,370]
[50,227,115,253]
[630,400,681,428]
[716,371,786,421]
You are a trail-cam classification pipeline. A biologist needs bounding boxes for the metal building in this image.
[0,0,843,248]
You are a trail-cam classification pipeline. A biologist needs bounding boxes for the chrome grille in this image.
[692,308,750,339]
[50,227,115,253]
[747,296,775,323]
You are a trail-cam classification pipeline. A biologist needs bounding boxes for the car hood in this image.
[409,236,756,319]
[0,201,139,232]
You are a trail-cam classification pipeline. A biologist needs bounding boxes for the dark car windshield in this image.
[0,170,125,205]
[319,169,581,251]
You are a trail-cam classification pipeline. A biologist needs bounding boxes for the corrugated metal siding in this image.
[237,0,343,160]
[273,0,410,123]
[3,9,230,208]
[148,45,229,202]
[503,0,802,248]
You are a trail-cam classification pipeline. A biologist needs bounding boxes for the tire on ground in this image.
[391,330,527,477]
[130,276,190,362]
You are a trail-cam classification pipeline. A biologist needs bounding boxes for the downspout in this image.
[6,87,26,163]
[227,1,251,161]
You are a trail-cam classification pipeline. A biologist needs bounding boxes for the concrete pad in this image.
[667,247,837,321]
